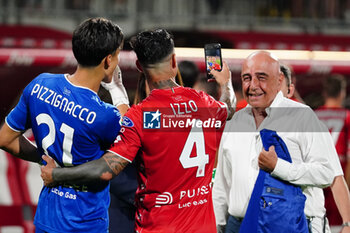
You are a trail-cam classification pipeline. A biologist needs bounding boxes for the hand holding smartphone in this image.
[204,43,222,79]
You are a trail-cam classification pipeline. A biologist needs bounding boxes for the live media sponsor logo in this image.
[143,110,161,129]
[141,106,334,132]
[142,108,222,130]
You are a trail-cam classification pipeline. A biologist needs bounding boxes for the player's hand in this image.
[209,61,231,85]
[41,155,57,187]
[101,65,129,107]
[258,146,278,173]
[112,65,123,86]
[102,65,123,87]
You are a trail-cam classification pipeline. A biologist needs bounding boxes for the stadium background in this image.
[1,0,350,232]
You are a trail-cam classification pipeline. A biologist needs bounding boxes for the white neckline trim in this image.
[64,74,98,95]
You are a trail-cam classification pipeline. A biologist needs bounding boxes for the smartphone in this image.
[204,43,222,79]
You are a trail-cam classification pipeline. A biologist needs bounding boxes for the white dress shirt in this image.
[213,91,343,228]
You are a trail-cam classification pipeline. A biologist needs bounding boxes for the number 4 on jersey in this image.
[179,122,209,177]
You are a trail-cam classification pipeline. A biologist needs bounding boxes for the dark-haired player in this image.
[315,75,350,231]
[0,17,126,232]
[41,28,236,232]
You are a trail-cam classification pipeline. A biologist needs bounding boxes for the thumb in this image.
[268,145,275,152]
[221,61,228,71]
[42,155,49,163]
[210,68,219,76]
[113,65,123,84]
[42,155,54,165]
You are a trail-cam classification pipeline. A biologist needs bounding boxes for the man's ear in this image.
[101,57,108,69]
[104,55,112,70]
[288,83,295,99]
[171,54,177,69]
[136,60,143,73]
[278,72,284,88]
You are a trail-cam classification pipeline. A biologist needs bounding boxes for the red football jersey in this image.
[315,106,350,171]
[110,87,227,233]
[315,106,350,225]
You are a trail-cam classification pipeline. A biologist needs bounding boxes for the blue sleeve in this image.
[6,82,33,131]
[99,106,122,149]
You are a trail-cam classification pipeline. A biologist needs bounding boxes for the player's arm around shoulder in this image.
[210,62,236,120]
[41,151,130,186]
[41,106,131,186]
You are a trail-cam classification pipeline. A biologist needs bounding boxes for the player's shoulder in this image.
[182,87,219,105]
[94,102,122,127]
[34,73,64,82]
[116,104,141,129]
[107,105,122,124]
[23,73,64,94]
[183,87,207,98]
[98,101,121,118]
[316,106,350,120]
[126,102,143,116]
[29,73,65,89]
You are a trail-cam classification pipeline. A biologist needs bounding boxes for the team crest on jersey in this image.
[122,116,134,127]
[143,110,161,129]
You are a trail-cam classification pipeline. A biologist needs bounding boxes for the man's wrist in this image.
[343,222,350,227]
[52,168,58,182]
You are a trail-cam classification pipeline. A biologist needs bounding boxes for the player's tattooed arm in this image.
[102,152,129,177]
[210,62,236,120]
[41,152,129,186]
[219,80,236,120]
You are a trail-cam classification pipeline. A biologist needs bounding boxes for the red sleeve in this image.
[109,106,142,162]
[198,91,228,128]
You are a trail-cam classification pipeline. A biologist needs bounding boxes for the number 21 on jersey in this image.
[179,121,209,177]
[36,113,74,166]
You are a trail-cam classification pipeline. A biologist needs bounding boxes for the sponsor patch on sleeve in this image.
[122,116,134,127]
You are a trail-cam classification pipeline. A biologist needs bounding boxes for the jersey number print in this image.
[36,113,74,166]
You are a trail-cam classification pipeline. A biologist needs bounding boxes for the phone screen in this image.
[205,43,222,79]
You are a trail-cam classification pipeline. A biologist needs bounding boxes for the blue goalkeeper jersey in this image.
[6,73,122,233]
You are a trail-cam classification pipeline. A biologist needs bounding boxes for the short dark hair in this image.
[130,28,174,67]
[324,74,346,98]
[178,60,200,88]
[72,17,124,67]
[280,64,292,87]
[195,76,220,100]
